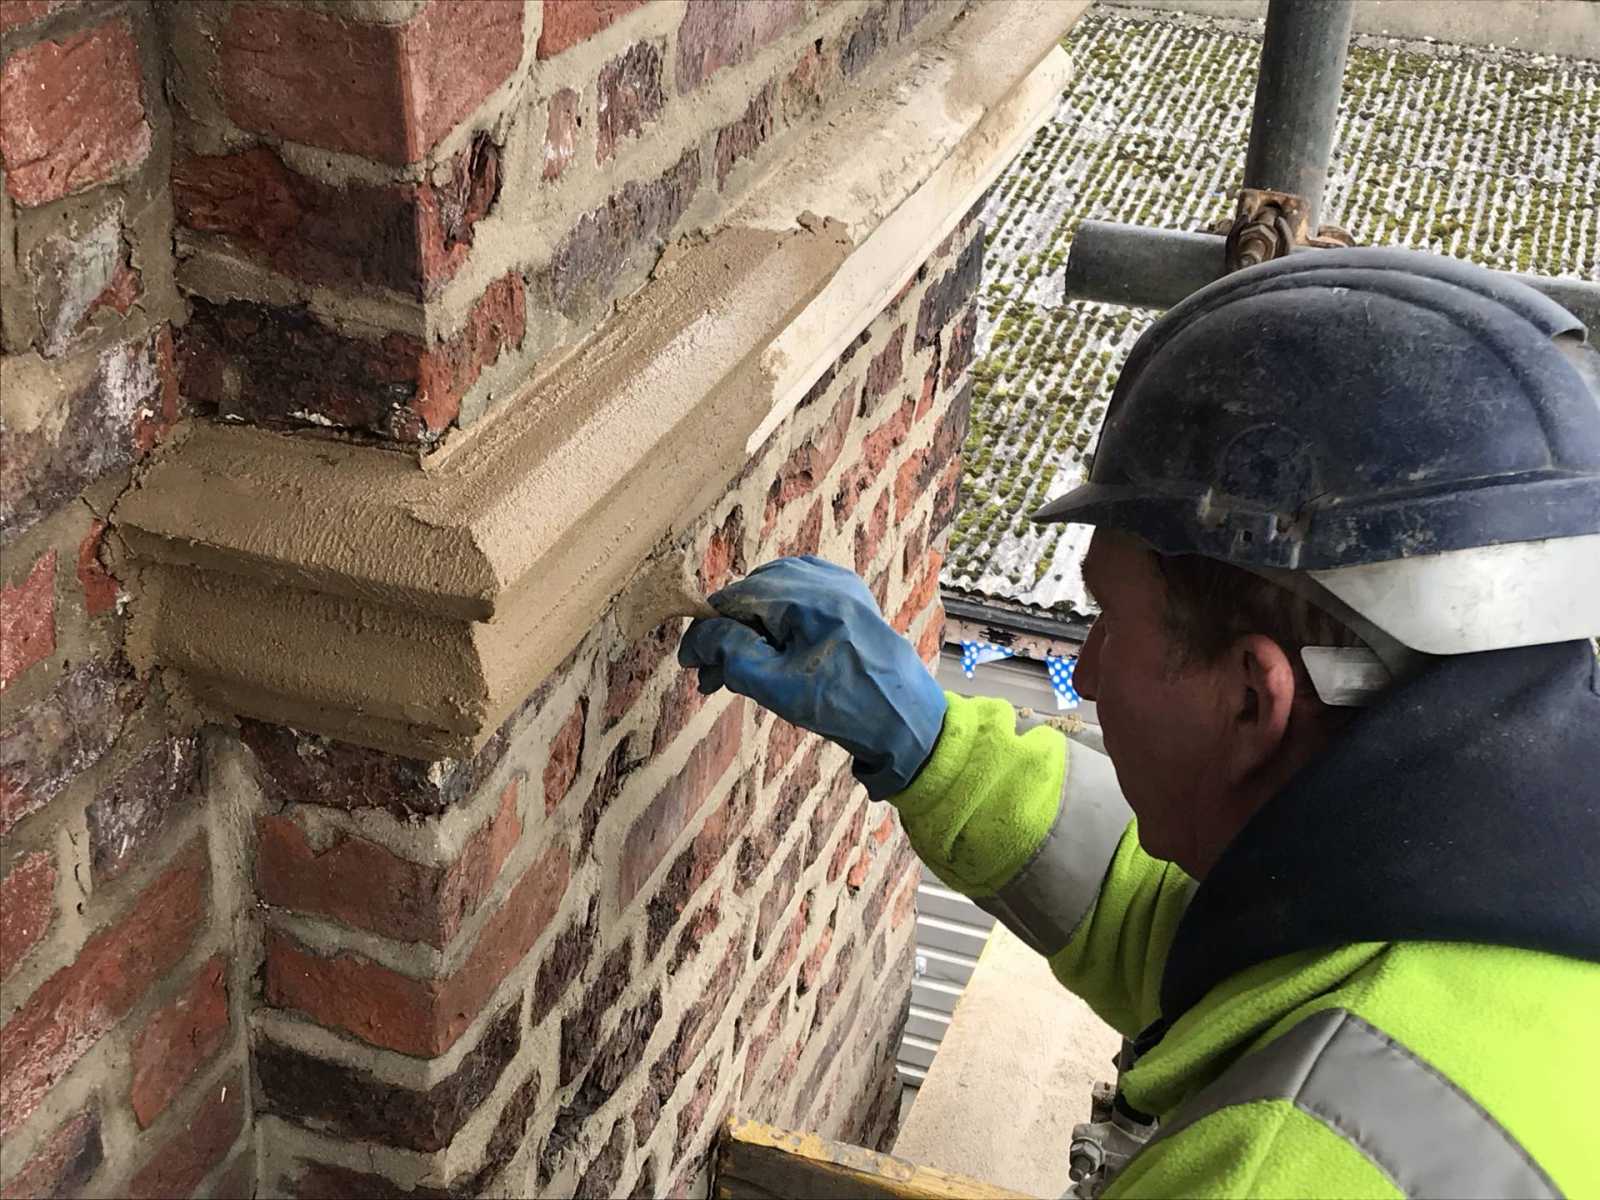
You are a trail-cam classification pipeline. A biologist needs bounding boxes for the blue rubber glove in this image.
[678,556,947,801]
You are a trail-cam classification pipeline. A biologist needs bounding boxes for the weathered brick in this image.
[0,1,70,34]
[181,273,524,443]
[763,386,853,534]
[477,1067,543,1190]
[256,778,520,947]
[650,664,708,760]
[264,840,568,1056]
[828,800,867,885]
[573,1118,628,1199]
[558,937,632,1086]
[918,609,945,667]
[581,735,645,854]
[916,356,939,422]
[853,487,891,576]
[763,718,806,786]
[28,207,141,357]
[902,516,930,582]
[0,19,150,206]
[87,733,199,883]
[778,497,824,560]
[133,324,183,456]
[800,971,863,1110]
[840,3,888,77]
[76,520,118,617]
[891,860,919,930]
[537,0,645,58]
[797,905,835,996]
[901,0,936,35]
[738,741,818,892]
[916,234,983,350]
[673,932,741,1071]
[809,934,858,1037]
[753,838,804,961]
[173,136,501,299]
[741,995,786,1094]
[715,83,773,189]
[667,886,723,975]
[1,334,163,540]
[0,550,55,691]
[893,550,944,635]
[780,40,829,124]
[214,1151,254,1200]
[834,395,913,524]
[256,1003,520,1152]
[0,851,55,980]
[545,701,587,813]
[531,896,598,1028]
[860,325,906,415]
[241,714,510,821]
[646,767,751,959]
[847,846,871,891]
[598,41,665,162]
[0,1105,101,1200]
[544,87,580,181]
[677,1049,723,1143]
[896,381,971,521]
[699,506,745,595]
[676,0,802,93]
[543,147,701,316]
[604,622,675,730]
[218,1,523,165]
[0,662,131,837]
[130,954,229,1128]
[807,762,859,865]
[1,841,207,1136]
[943,302,978,390]
[127,1072,245,1200]
[931,454,964,537]
[618,700,743,910]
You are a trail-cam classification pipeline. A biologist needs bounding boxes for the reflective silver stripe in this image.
[1139,1008,1561,1199]
[974,737,1131,957]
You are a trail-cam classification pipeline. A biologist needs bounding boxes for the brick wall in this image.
[237,213,979,1197]
[1,2,979,1196]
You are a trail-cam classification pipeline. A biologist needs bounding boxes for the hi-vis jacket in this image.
[890,640,1600,1198]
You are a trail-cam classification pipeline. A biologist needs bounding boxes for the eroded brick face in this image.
[597,40,665,162]
[676,0,803,93]
[0,19,151,206]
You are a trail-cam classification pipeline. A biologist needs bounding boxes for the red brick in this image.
[264,839,568,1056]
[860,325,906,411]
[291,1163,451,1200]
[917,235,983,349]
[544,88,579,180]
[797,913,834,995]
[780,40,830,124]
[256,777,521,948]
[132,325,182,457]
[894,448,929,523]
[763,718,806,786]
[828,801,866,885]
[213,1150,254,1200]
[0,841,207,1136]
[853,488,891,576]
[778,498,823,560]
[763,387,853,535]
[714,83,773,189]
[87,733,200,883]
[942,303,978,390]
[891,862,919,929]
[903,516,930,581]
[545,702,587,814]
[0,550,56,691]
[677,1050,723,1143]
[651,666,708,760]
[753,839,803,959]
[618,701,743,909]
[869,810,897,846]
[892,550,944,635]
[604,623,675,729]
[0,1,68,33]
[742,997,785,1093]
[537,0,645,57]
[834,395,914,525]
[28,208,141,357]
[917,608,945,667]
[130,954,229,1128]
[676,0,803,93]
[173,136,500,299]
[0,19,150,206]
[597,40,664,162]
[0,851,55,979]
[931,454,964,537]
[218,1,522,166]
[698,507,745,595]
[127,1073,245,1200]
[916,359,938,422]
[0,1105,101,1200]
[847,847,871,890]
[76,520,118,617]
[180,272,523,443]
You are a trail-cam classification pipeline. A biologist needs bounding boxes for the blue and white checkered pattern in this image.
[1046,654,1080,710]
[960,640,1015,678]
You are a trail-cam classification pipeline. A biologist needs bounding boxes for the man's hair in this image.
[1151,553,1365,699]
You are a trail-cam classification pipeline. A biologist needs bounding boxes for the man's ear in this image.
[1225,633,1298,780]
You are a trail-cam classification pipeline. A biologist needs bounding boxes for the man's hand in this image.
[677,556,947,800]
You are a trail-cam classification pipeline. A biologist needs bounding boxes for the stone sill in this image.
[114,2,1084,759]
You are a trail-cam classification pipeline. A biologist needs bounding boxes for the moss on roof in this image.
[944,7,1599,617]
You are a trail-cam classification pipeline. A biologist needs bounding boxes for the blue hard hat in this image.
[1034,248,1600,575]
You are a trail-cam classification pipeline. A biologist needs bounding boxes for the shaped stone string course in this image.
[0,1,1082,1196]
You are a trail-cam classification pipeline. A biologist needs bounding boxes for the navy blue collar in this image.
[1160,640,1600,1023]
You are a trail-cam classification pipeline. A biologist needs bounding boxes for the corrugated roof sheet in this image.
[943,6,1599,618]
